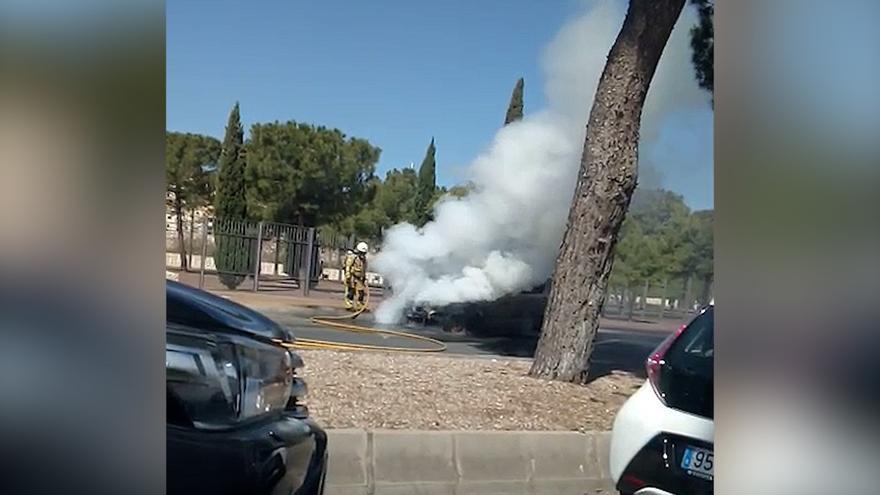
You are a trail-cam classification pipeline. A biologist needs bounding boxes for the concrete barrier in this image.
[324,429,614,495]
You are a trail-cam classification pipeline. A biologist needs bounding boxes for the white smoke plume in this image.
[374,1,705,324]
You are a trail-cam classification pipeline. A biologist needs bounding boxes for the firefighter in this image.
[342,249,355,307]
[344,242,369,311]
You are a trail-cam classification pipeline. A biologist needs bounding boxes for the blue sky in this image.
[167,0,713,210]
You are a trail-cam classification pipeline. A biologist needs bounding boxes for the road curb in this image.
[324,429,615,495]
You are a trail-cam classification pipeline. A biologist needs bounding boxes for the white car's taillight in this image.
[646,323,688,405]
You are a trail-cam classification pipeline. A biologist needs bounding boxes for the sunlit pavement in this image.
[261,307,668,377]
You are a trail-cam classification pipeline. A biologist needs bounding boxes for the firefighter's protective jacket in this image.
[343,251,355,283]
[347,254,366,282]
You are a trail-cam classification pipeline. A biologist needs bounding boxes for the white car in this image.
[609,305,714,495]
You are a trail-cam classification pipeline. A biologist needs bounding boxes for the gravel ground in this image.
[297,349,644,431]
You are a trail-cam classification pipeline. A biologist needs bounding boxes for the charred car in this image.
[406,280,551,337]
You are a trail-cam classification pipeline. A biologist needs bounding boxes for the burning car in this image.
[405,280,551,337]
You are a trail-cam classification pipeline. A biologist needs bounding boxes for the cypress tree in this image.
[415,138,437,226]
[214,102,249,289]
[503,77,524,125]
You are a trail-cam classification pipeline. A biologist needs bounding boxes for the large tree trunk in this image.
[626,288,636,321]
[529,0,684,383]
[659,277,669,319]
[683,274,693,312]
[174,196,188,272]
[188,209,196,270]
[698,273,713,306]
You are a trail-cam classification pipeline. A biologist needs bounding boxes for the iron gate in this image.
[196,217,324,294]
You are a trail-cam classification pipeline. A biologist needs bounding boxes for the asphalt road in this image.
[262,307,669,380]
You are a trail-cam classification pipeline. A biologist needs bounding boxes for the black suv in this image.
[166,280,327,495]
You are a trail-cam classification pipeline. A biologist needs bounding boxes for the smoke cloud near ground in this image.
[374,1,707,324]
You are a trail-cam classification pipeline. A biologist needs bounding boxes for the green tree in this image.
[331,167,422,242]
[374,168,420,225]
[610,220,666,319]
[663,208,713,308]
[610,188,697,314]
[244,121,380,227]
[215,103,248,218]
[166,132,220,270]
[447,182,475,199]
[504,77,524,125]
[530,0,686,383]
[628,189,690,235]
[327,175,383,242]
[214,102,250,289]
[331,206,385,244]
[415,138,437,226]
[609,188,714,314]
[689,0,714,103]
[692,210,714,304]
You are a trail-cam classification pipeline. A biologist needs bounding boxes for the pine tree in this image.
[689,0,714,103]
[166,132,220,271]
[529,0,685,383]
[415,138,437,226]
[503,78,524,125]
[214,102,250,289]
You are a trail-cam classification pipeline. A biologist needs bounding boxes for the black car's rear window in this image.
[668,309,714,362]
[661,307,714,418]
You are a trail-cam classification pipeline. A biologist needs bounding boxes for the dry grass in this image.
[297,349,643,431]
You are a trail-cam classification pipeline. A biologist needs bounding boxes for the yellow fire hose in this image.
[277,284,448,353]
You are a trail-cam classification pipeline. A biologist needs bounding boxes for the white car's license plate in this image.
[680,445,714,480]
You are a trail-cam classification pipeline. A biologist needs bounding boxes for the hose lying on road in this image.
[277,285,448,353]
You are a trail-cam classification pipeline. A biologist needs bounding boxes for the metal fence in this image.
[601,277,713,321]
[166,216,357,295]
